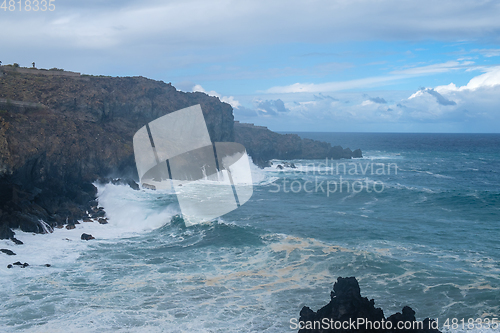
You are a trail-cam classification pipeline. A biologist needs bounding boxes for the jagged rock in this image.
[277,165,284,170]
[0,248,16,255]
[10,237,23,244]
[44,264,51,267]
[81,233,95,240]
[298,277,441,333]
[65,224,76,230]
[97,177,140,190]
[12,261,29,268]
[7,264,13,268]
[342,147,353,159]
[92,209,106,218]
[98,218,108,224]
[0,222,14,239]
[353,149,363,158]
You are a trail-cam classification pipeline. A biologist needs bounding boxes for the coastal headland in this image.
[0,65,361,238]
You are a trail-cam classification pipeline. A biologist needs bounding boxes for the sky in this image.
[1,0,500,132]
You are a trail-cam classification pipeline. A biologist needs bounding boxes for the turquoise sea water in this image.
[1,133,499,332]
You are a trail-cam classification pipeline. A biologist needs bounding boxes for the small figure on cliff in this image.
[32,62,36,68]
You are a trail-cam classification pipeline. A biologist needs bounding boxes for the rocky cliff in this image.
[0,66,361,238]
[0,66,234,238]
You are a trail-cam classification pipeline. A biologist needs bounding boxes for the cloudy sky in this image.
[2,0,500,132]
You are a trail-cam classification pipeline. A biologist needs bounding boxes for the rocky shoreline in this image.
[297,277,441,333]
[0,65,361,240]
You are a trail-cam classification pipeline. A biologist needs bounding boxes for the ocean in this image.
[1,133,499,332]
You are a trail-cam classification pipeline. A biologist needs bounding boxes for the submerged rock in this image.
[92,209,106,218]
[97,177,140,190]
[10,237,23,245]
[12,261,29,268]
[81,233,95,240]
[0,248,16,255]
[298,277,440,333]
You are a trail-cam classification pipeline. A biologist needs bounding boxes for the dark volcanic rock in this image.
[0,221,14,239]
[10,237,23,244]
[12,261,29,268]
[353,149,363,158]
[81,233,95,240]
[298,277,440,333]
[92,209,106,218]
[1,248,16,255]
[97,177,140,190]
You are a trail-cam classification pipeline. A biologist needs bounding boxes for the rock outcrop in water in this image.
[298,277,441,333]
[0,65,361,238]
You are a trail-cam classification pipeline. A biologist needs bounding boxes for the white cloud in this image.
[265,75,406,93]
[244,67,500,132]
[192,84,241,109]
[3,0,500,52]
[264,61,478,94]
[390,61,474,75]
[472,49,500,58]
[434,66,500,92]
[402,66,500,125]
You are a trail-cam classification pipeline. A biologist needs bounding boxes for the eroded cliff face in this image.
[0,66,361,238]
[0,67,234,237]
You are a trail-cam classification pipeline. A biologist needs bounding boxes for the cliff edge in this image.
[0,65,361,238]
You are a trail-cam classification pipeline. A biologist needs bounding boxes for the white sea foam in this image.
[0,183,180,276]
[95,182,180,236]
[247,156,269,185]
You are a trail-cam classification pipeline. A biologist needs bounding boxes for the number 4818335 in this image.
[1,0,56,11]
